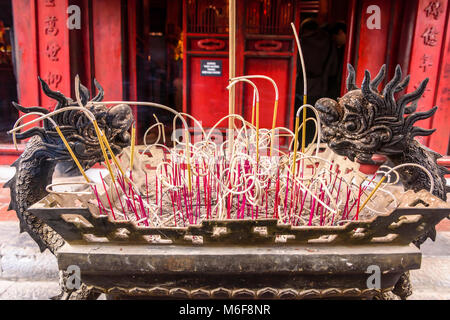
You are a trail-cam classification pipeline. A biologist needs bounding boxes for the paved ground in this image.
[0,221,60,299]
[0,166,449,300]
[408,233,450,300]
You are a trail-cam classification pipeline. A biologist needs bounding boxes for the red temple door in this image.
[182,0,300,132]
[237,0,299,132]
[182,0,230,128]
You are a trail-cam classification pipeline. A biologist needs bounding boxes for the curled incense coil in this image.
[354,162,435,216]
[377,163,434,194]
[10,111,59,150]
[143,114,166,145]
[46,182,95,195]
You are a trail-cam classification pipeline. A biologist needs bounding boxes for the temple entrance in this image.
[132,0,350,146]
[294,1,349,146]
[135,0,183,143]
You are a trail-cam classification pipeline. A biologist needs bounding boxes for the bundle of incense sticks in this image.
[11,22,419,230]
[83,113,398,229]
[16,102,407,229]
[10,71,406,229]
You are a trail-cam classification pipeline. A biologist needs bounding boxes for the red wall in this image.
[350,0,450,155]
[406,0,449,147]
[91,0,123,101]
[429,11,450,154]
[354,0,392,85]
[36,0,71,109]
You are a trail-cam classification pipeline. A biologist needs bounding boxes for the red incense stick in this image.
[100,172,116,220]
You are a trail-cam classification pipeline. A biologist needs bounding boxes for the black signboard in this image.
[200,60,222,76]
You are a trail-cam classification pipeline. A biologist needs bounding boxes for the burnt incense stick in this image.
[358,175,387,215]
[55,126,90,183]
[92,120,116,184]
[291,22,308,154]
[100,172,116,220]
[130,122,136,172]
[101,130,126,179]
[113,180,126,219]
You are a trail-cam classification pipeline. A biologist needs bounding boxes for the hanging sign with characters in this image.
[200,60,223,76]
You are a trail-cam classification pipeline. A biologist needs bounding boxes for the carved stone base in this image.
[56,243,420,299]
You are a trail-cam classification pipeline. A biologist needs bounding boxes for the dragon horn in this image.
[394,75,410,93]
[404,100,417,114]
[13,127,48,141]
[79,82,90,106]
[346,64,358,91]
[404,106,437,130]
[410,126,436,138]
[383,65,402,114]
[92,79,104,102]
[12,101,53,131]
[361,70,384,111]
[397,78,429,116]
[12,101,49,114]
[382,65,402,97]
[38,76,68,110]
[370,64,386,92]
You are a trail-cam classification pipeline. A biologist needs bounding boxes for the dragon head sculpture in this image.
[315,64,436,163]
[315,64,449,248]
[5,77,133,299]
[12,77,133,170]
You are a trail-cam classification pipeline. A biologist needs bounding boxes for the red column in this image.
[354,0,392,84]
[36,0,71,109]
[128,0,137,103]
[429,4,450,155]
[12,0,71,110]
[11,1,71,123]
[11,0,40,109]
[91,0,123,101]
[340,0,357,95]
[406,0,449,145]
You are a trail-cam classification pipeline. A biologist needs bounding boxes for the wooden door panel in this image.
[243,58,290,129]
[188,56,230,127]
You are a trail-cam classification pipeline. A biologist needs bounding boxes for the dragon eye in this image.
[344,121,357,132]
[342,113,363,133]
